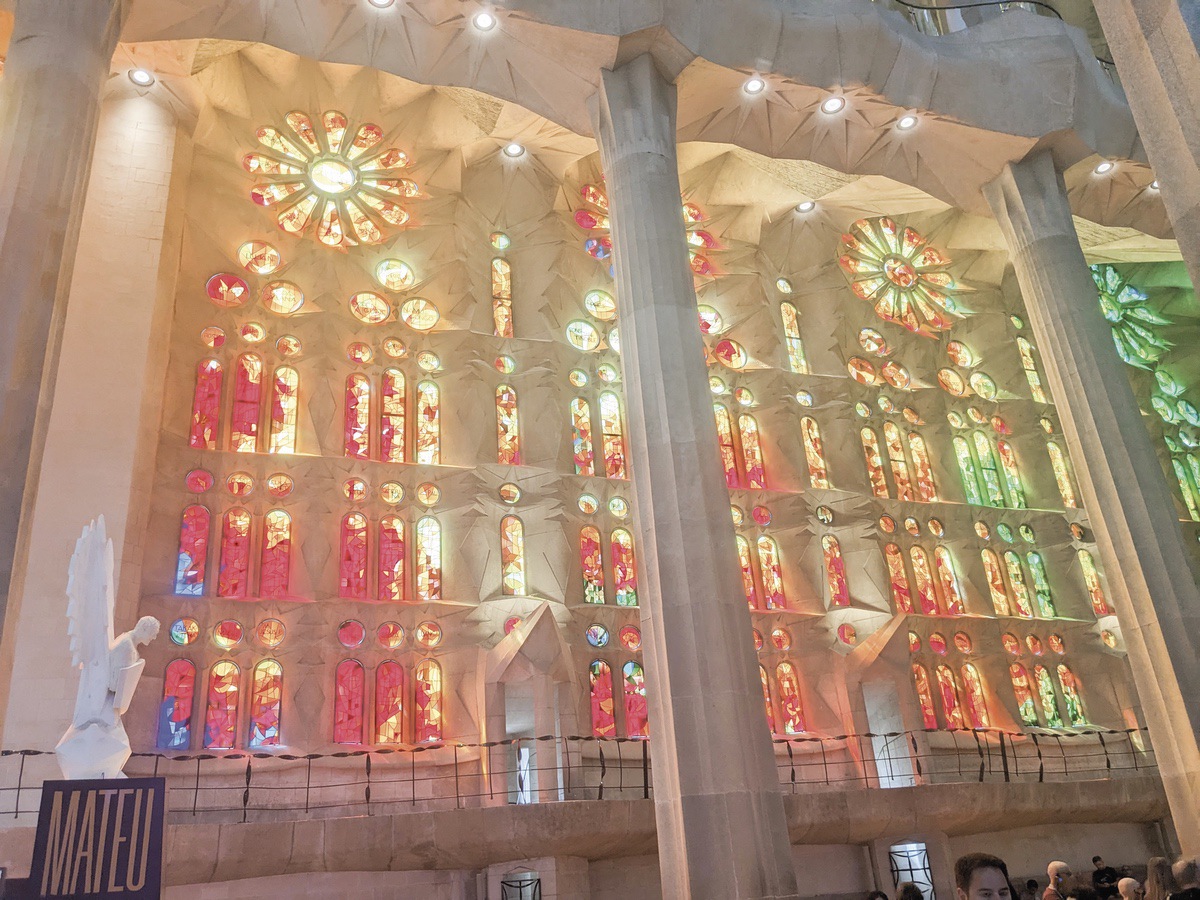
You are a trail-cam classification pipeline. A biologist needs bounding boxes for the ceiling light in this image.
[367,0,395,7]
[796,201,816,213]
[1094,160,1115,175]
[128,69,155,87]
[820,96,846,114]
[744,76,767,95]
[473,11,497,30]
[502,142,526,158]
[897,114,918,130]
[1150,179,1160,190]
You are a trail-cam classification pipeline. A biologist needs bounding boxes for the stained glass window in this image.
[622,661,649,738]
[217,508,251,599]
[416,381,440,465]
[757,535,786,610]
[800,417,830,489]
[415,659,443,743]
[775,661,806,734]
[611,528,638,606]
[760,666,777,733]
[204,660,240,750]
[1010,663,1039,726]
[175,505,210,596]
[157,659,195,750]
[1034,664,1064,727]
[996,440,1026,508]
[500,515,526,595]
[907,432,938,502]
[960,663,989,729]
[492,257,513,338]
[780,301,809,374]
[189,360,223,449]
[934,664,966,729]
[268,366,298,454]
[339,512,368,600]
[1046,442,1077,508]
[714,404,739,487]
[912,664,937,729]
[589,660,616,738]
[379,515,405,602]
[375,661,406,743]
[600,392,627,480]
[737,535,759,610]
[248,660,283,748]
[581,526,605,604]
[1017,337,1049,403]
[1026,551,1056,617]
[231,354,263,452]
[952,436,984,505]
[909,547,939,615]
[981,549,1010,616]
[496,384,521,465]
[571,398,595,476]
[882,422,915,501]
[416,516,442,603]
[260,510,291,599]
[344,374,371,460]
[1078,550,1110,616]
[1171,457,1200,521]
[884,543,914,613]
[381,368,406,463]
[973,432,1006,507]
[738,414,766,489]
[821,536,849,607]
[860,428,889,498]
[1057,664,1086,725]
[333,660,364,744]
[933,546,965,616]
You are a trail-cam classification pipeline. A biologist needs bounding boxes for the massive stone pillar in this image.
[1092,0,1200,289]
[985,150,1200,854]
[591,54,800,900]
[0,0,122,628]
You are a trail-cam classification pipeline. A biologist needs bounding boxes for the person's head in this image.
[1144,857,1177,900]
[1117,878,1141,900]
[898,883,926,900]
[1172,858,1199,890]
[1049,862,1072,888]
[1094,858,1105,871]
[956,853,1012,900]
[133,616,160,645]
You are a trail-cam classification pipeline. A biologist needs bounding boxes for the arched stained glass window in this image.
[496,384,521,465]
[157,659,195,750]
[379,515,405,602]
[622,661,649,738]
[884,543,914,613]
[1017,337,1049,403]
[334,659,365,744]
[759,665,777,734]
[981,549,1010,616]
[800,417,830,489]
[204,660,240,750]
[1010,663,1039,726]
[492,257,513,338]
[1033,664,1064,727]
[580,525,605,604]
[952,436,984,505]
[175,505,210,596]
[189,359,223,450]
[381,368,406,463]
[260,510,291,599]
[780,302,809,374]
[1002,551,1035,617]
[1078,550,1110,616]
[415,659,443,743]
[599,392,627,480]
[912,664,937,729]
[1026,551,1056,618]
[218,508,252,599]
[589,660,616,738]
[714,403,739,487]
[996,440,1026,508]
[736,535,759,610]
[883,422,914,501]
[1046,442,1076,508]
[821,536,849,607]
[1057,664,1086,726]
[416,516,442,603]
[375,661,406,743]
[935,664,966,729]
[416,380,440,465]
[860,427,889,498]
[972,432,1006,507]
[248,659,283,748]
[910,546,939,615]
[344,373,371,460]
[933,546,965,616]
[960,663,989,729]
[1171,456,1200,521]
[268,366,299,454]
[570,398,595,476]
[611,528,638,607]
[501,515,526,596]
[738,414,767,489]
[775,661,806,734]
[907,432,939,502]
[757,535,786,610]
[231,353,263,453]
[339,512,368,600]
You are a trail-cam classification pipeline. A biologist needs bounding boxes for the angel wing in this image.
[66,517,116,726]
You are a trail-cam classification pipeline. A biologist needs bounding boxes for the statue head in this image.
[132,616,160,645]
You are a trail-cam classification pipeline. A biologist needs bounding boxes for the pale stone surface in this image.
[984,150,1200,855]
[592,53,798,900]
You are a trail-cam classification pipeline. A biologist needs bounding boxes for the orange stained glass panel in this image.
[611,528,638,607]
[960,663,989,729]
[230,354,263,452]
[416,381,440,465]
[248,660,283,748]
[496,384,521,465]
[381,368,406,464]
[339,512,368,600]
[622,661,649,738]
[714,403,739,487]
[800,417,830,489]
[379,515,405,602]
[760,666,777,734]
[907,432,939,502]
[821,536,850,607]
[189,360,223,450]
[416,516,442,603]
[415,659,443,743]
[884,543,914,613]
[268,366,299,454]
[933,546,965,615]
[492,258,513,338]
[600,392,627,480]
[738,414,766,489]
[913,664,937,729]
[589,660,616,738]
[259,510,291,599]
[571,398,595,476]
[500,515,526,595]
[204,660,240,749]
[757,535,786,610]
[374,661,406,743]
[775,661,806,734]
[910,546,939,615]
[217,508,252,599]
[736,535,759,610]
[935,664,966,729]
[882,422,914,501]
[581,525,605,604]
[860,427,889,498]
[334,659,365,744]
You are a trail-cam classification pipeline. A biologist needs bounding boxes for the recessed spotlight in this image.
[473,11,497,30]
[744,76,767,95]
[128,69,155,87]
[367,0,395,7]
[1094,160,1115,175]
[1150,179,1160,190]
[820,96,846,114]
[796,201,816,213]
[897,114,919,130]
[503,142,526,158]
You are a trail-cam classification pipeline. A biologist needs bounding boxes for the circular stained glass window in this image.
[1101,630,1117,649]
[383,337,407,358]
[214,620,244,650]
[504,617,521,635]
[1002,633,1021,654]
[697,305,723,334]
[946,340,974,367]
[347,342,373,363]
[881,361,911,390]
[990,416,1010,435]
[276,334,301,356]
[967,407,987,425]
[770,628,791,651]
[566,321,601,351]
[343,478,367,502]
[904,516,920,536]
[879,515,896,533]
[266,473,294,498]
[262,281,304,314]
[710,376,726,394]
[996,523,1014,542]
[953,632,972,654]
[1009,314,1025,329]
[735,388,754,407]
[170,618,200,646]
[226,472,254,497]
[376,259,415,291]
[775,278,793,294]
[1019,524,1036,543]
[206,273,250,307]
[713,339,748,370]
[847,357,878,385]
[946,410,965,428]
[201,326,226,349]
[578,494,599,515]
[753,629,764,651]
[928,632,947,655]
[731,505,744,526]
[1069,522,1086,541]
[499,483,521,504]
[752,506,772,526]
[401,298,439,331]
[607,327,620,354]
[186,469,214,493]
[240,322,266,343]
[338,620,365,648]
[415,621,442,647]
[878,396,895,414]
[837,623,857,646]
[586,624,609,648]
[815,506,834,525]
[796,391,814,407]
[238,240,282,275]
[585,290,618,321]
[380,482,404,504]
[1048,634,1065,654]
[1025,634,1044,656]
[417,351,441,371]
[1039,416,1055,434]
[490,231,511,251]
[974,521,990,539]
[858,328,890,357]
[349,291,390,324]
[903,406,923,425]
[598,364,619,383]
[495,355,516,374]
[937,368,967,396]
[377,622,405,649]
[928,518,945,537]
[908,631,921,653]
[619,625,642,651]
[855,402,871,418]
[969,372,998,400]
[417,483,440,506]
[257,619,285,648]
[569,369,589,387]
[608,497,629,518]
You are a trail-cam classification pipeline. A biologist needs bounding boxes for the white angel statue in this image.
[54,517,160,780]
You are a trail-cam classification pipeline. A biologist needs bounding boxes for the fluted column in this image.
[985,149,1200,854]
[0,0,122,626]
[591,54,800,900]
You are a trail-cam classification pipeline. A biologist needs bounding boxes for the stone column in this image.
[0,0,122,626]
[1092,0,1200,289]
[591,54,800,900]
[984,150,1200,854]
